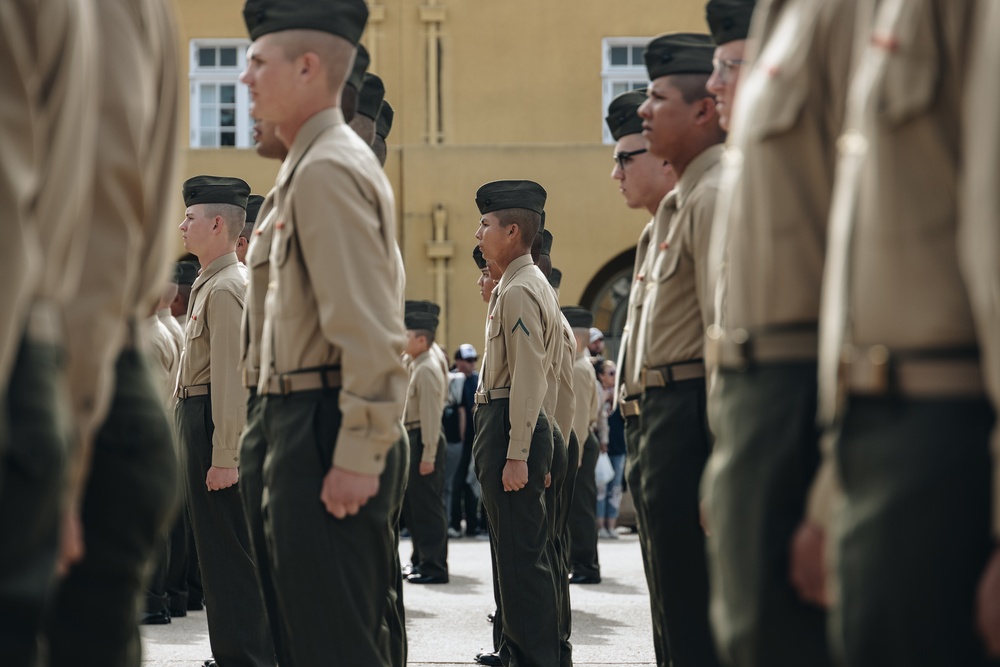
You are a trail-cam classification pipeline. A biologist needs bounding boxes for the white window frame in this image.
[189,39,252,149]
[601,37,652,144]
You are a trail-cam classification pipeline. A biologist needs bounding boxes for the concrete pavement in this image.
[141,532,656,666]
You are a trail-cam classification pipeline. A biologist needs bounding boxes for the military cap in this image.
[473,245,487,270]
[606,89,647,140]
[347,44,370,93]
[173,261,200,286]
[539,229,553,256]
[243,0,368,45]
[405,300,441,317]
[561,306,594,330]
[182,175,251,209]
[404,311,439,333]
[706,0,756,46]
[246,194,265,223]
[376,101,394,141]
[475,180,547,215]
[548,267,562,289]
[644,33,715,80]
[357,73,385,121]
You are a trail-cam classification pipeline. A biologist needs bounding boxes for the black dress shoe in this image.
[167,606,187,618]
[475,650,502,666]
[140,610,171,625]
[203,660,217,667]
[187,598,205,611]
[406,573,449,584]
[568,573,601,584]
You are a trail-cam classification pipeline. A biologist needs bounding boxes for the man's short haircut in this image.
[667,73,715,104]
[342,84,359,123]
[240,221,254,241]
[411,329,436,346]
[271,29,354,95]
[202,202,247,242]
[494,208,541,250]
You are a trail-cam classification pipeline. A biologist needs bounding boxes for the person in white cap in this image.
[588,328,605,358]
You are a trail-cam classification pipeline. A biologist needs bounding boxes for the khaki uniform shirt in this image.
[260,108,407,476]
[158,308,184,358]
[961,0,1000,537]
[711,0,857,336]
[548,314,577,441]
[572,351,601,464]
[143,314,179,410]
[632,145,724,386]
[616,220,654,404]
[819,0,976,422]
[478,254,561,461]
[404,349,448,463]
[176,254,248,468]
[64,0,180,447]
[239,189,275,384]
[0,0,97,386]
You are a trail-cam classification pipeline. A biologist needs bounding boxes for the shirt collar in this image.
[674,143,725,209]
[276,107,345,190]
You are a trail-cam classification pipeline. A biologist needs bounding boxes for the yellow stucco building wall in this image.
[173,0,709,357]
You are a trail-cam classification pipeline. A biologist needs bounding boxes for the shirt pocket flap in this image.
[876,2,939,126]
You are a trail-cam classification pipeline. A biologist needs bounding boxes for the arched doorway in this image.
[580,246,636,362]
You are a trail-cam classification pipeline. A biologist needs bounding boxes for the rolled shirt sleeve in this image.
[501,287,548,460]
[208,287,246,468]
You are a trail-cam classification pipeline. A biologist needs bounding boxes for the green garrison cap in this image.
[347,44,370,92]
[182,175,251,209]
[173,261,200,286]
[473,246,487,270]
[376,101,394,141]
[561,306,594,329]
[548,267,562,289]
[246,194,265,223]
[243,0,368,45]
[706,0,756,45]
[476,180,547,215]
[539,229,553,256]
[606,89,647,140]
[404,311,439,332]
[405,300,441,316]
[357,73,385,121]
[644,33,715,80]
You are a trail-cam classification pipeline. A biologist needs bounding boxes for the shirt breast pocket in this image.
[269,217,296,268]
[741,10,814,142]
[876,0,939,127]
[185,311,206,344]
[652,244,682,285]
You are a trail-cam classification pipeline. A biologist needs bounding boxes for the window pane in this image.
[200,83,217,103]
[220,108,236,127]
[632,80,646,91]
[631,46,646,65]
[220,132,236,147]
[198,47,216,67]
[612,81,629,97]
[220,47,237,67]
[200,107,215,127]
[220,85,235,104]
[200,130,217,147]
[609,46,628,66]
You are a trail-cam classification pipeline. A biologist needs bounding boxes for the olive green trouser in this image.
[177,394,274,667]
[386,427,409,667]
[475,402,557,667]
[402,429,449,579]
[636,380,720,667]
[569,431,600,579]
[46,350,179,667]
[260,388,400,667]
[834,395,998,667]
[239,391,296,667]
[705,364,831,667]
[545,422,576,667]
[0,337,68,666]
